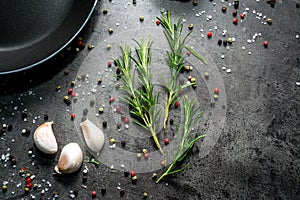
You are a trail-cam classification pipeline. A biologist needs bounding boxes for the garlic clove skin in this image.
[34,121,58,154]
[55,143,83,174]
[80,119,105,155]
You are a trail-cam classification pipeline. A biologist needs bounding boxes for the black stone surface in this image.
[0,0,300,199]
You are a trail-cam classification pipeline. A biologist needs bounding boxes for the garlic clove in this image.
[80,119,105,155]
[34,121,58,154]
[55,143,83,174]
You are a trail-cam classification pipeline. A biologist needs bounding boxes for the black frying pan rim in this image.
[0,0,98,75]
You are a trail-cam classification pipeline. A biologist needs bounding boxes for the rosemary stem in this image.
[149,125,163,154]
[156,162,175,183]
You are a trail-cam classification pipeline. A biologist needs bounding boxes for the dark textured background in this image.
[1,0,300,199]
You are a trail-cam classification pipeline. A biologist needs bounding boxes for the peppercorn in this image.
[137,153,142,159]
[234,0,239,9]
[55,85,61,91]
[64,70,70,75]
[124,117,129,124]
[267,0,271,3]
[143,192,148,199]
[9,155,16,164]
[204,72,209,79]
[169,118,174,125]
[108,28,113,34]
[214,88,220,94]
[152,173,157,180]
[103,9,108,14]
[98,77,102,84]
[267,18,272,25]
[133,0,136,5]
[263,41,268,48]
[121,139,126,147]
[120,189,125,196]
[193,0,198,6]
[188,24,194,30]
[297,3,300,8]
[19,168,25,175]
[109,137,116,144]
[99,107,104,113]
[240,13,245,19]
[190,77,196,83]
[24,187,30,194]
[102,121,107,128]
[109,97,115,103]
[7,125,12,132]
[164,138,169,145]
[82,176,87,183]
[223,40,228,46]
[155,20,161,25]
[175,101,180,108]
[221,5,227,12]
[116,67,121,75]
[185,65,191,71]
[227,38,233,44]
[207,31,213,38]
[233,18,238,25]
[92,191,96,198]
[2,185,8,192]
[88,44,94,50]
[139,16,144,22]
[232,10,237,17]
[101,187,106,195]
[106,44,111,50]
[214,94,219,100]
[218,39,222,46]
[124,171,129,177]
[131,175,137,184]
[142,149,147,154]
[192,84,197,89]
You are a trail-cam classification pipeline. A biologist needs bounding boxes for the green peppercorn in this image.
[98,77,102,84]
[2,185,8,192]
[99,107,104,113]
[193,0,198,6]
[221,5,227,12]
[71,81,76,87]
[143,192,148,199]
[108,28,113,34]
[139,16,144,22]
[227,37,233,44]
[152,173,157,180]
[56,85,61,91]
[188,24,194,30]
[103,9,108,14]
[267,18,272,25]
[88,44,94,50]
[132,175,137,184]
[106,44,111,50]
[24,187,30,193]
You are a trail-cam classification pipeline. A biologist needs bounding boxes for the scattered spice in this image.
[139,16,145,22]
[108,28,113,34]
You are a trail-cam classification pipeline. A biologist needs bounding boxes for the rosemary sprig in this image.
[156,95,206,183]
[157,11,206,130]
[115,38,163,154]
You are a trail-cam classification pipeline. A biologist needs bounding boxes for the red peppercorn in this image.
[26,183,32,188]
[240,13,245,19]
[175,102,180,108]
[92,191,97,198]
[68,88,73,94]
[233,18,238,25]
[164,138,169,145]
[25,177,32,184]
[131,170,135,177]
[107,61,112,67]
[207,31,213,38]
[115,107,121,113]
[186,50,191,56]
[70,113,76,120]
[124,117,130,124]
[109,97,115,103]
[214,88,220,94]
[143,153,149,159]
[156,20,161,25]
[78,40,83,47]
[263,41,268,48]
[72,92,77,97]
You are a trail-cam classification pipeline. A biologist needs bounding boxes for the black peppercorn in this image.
[82,176,87,183]
[101,187,106,195]
[7,125,12,132]
[102,121,107,128]
[223,40,228,46]
[116,67,121,75]
[124,171,129,177]
[120,189,125,196]
[22,112,27,120]
[218,39,222,46]
[44,114,49,121]
[234,0,239,9]
[121,139,126,147]
[296,3,300,8]
[169,119,174,125]
[232,10,237,17]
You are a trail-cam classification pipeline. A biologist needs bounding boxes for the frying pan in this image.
[0,0,98,74]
